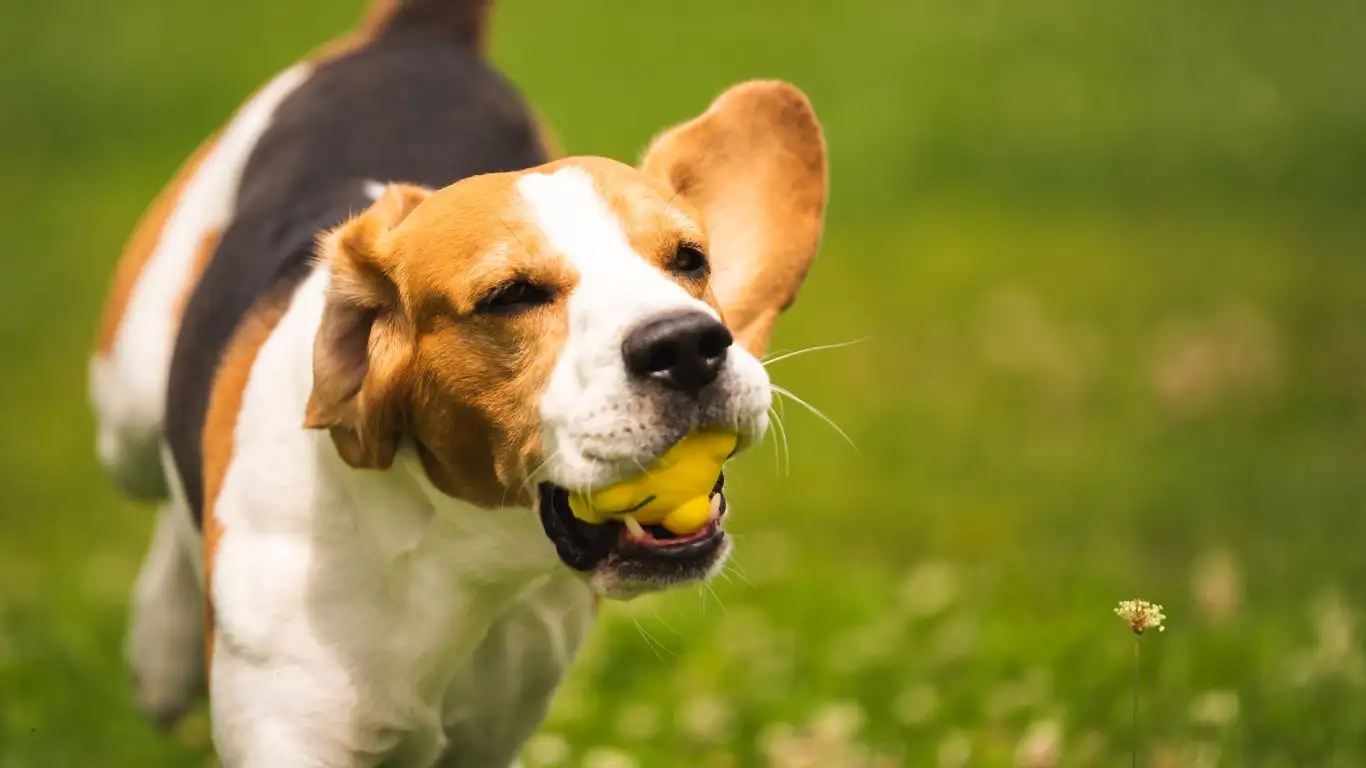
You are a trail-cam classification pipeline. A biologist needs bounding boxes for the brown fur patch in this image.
[94,135,219,355]
[200,281,303,675]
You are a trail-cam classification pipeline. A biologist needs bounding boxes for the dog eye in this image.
[475,279,553,314]
[669,244,709,278]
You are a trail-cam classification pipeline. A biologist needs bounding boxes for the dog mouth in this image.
[536,473,728,574]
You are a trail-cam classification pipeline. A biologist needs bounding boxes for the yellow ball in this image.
[568,430,736,535]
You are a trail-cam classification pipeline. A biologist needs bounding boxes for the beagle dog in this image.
[89,0,826,764]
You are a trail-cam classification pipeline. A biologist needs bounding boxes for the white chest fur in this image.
[206,269,595,767]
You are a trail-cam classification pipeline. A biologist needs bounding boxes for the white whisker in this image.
[770,383,858,452]
[523,450,561,489]
[703,581,729,617]
[768,406,792,477]
[762,337,869,367]
[631,618,674,662]
[724,560,756,589]
[506,449,563,507]
[765,407,782,475]
[650,609,682,639]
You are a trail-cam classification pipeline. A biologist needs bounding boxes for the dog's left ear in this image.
[640,80,828,356]
[304,183,430,469]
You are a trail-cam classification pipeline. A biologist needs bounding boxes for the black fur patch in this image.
[165,31,549,526]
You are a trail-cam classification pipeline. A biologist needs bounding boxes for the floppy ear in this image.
[640,80,828,356]
[304,183,430,469]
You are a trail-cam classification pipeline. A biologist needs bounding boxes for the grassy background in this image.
[3,0,1366,765]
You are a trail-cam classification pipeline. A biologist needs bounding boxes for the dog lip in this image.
[536,484,615,571]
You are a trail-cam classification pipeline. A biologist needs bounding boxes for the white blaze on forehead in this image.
[514,166,708,320]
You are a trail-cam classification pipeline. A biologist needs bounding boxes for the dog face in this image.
[304,82,827,598]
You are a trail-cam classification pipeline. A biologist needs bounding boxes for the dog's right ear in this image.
[304,183,430,469]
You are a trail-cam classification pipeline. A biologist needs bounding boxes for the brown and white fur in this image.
[89,1,826,765]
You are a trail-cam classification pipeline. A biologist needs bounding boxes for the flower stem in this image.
[1131,637,1141,768]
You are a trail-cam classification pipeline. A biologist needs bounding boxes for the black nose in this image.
[622,310,733,396]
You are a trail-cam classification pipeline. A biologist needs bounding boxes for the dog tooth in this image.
[622,514,648,540]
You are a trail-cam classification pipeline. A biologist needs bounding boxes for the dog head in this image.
[304,81,827,597]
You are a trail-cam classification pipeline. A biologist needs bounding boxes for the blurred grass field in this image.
[3,0,1366,765]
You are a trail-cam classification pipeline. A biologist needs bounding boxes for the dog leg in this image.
[437,575,595,768]
[126,503,204,727]
[209,645,448,767]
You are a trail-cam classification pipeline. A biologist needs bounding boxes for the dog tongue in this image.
[567,430,737,535]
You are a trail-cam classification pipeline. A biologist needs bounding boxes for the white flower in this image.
[1115,599,1167,635]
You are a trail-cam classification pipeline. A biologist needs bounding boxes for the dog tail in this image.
[363,0,494,52]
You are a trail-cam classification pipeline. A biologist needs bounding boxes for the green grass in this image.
[3,0,1366,765]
